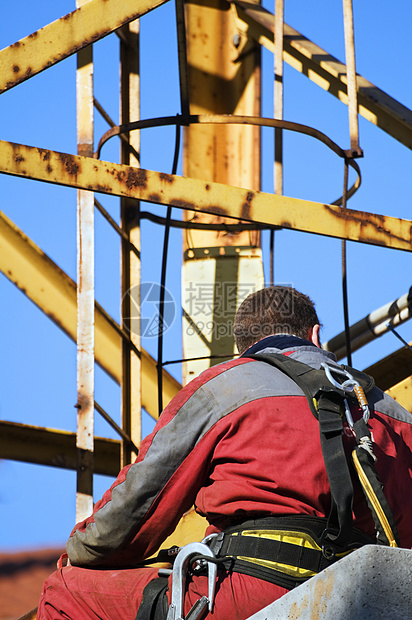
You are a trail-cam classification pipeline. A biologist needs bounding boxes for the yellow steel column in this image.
[182,0,264,382]
[75,0,95,523]
[120,20,141,466]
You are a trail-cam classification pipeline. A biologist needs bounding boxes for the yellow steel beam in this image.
[363,342,412,392]
[1,140,411,251]
[232,1,412,150]
[0,0,168,94]
[386,377,412,413]
[0,209,181,416]
[0,420,120,476]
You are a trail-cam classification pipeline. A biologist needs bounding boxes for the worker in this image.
[37,286,412,619]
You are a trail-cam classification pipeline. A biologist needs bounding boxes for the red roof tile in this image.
[0,548,64,620]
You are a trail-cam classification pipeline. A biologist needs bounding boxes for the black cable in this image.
[341,160,352,366]
[139,210,276,232]
[157,119,181,416]
[94,401,139,454]
[270,230,275,286]
[162,353,240,366]
[94,114,362,208]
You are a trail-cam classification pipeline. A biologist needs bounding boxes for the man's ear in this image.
[307,324,321,348]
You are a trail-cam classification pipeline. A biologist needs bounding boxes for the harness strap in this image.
[246,353,357,549]
[134,576,169,620]
[352,418,400,547]
[212,515,373,590]
[244,353,398,551]
[316,391,354,548]
[221,534,329,574]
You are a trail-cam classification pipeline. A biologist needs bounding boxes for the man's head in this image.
[233,286,321,354]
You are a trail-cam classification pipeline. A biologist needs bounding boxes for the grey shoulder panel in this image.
[369,387,412,425]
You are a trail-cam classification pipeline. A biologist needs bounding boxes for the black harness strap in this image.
[244,353,389,552]
[212,515,373,590]
[352,418,400,547]
[315,390,354,549]
[246,353,358,550]
[222,533,325,573]
[134,576,169,620]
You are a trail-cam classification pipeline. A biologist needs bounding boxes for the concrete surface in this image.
[246,545,412,619]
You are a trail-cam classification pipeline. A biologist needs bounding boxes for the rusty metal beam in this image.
[0,420,120,476]
[1,140,411,251]
[0,0,168,94]
[232,1,412,150]
[0,209,181,417]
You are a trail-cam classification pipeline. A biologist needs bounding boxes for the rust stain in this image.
[323,204,409,245]
[13,154,25,164]
[76,390,92,412]
[289,593,310,619]
[170,198,197,211]
[10,41,21,48]
[205,184,210,191]
[116,167,147,191]
[46,164,53,174]
[58,153,80,176]
[159,172,174,184]
[148,193,161,203]
[205,205,228,217]
[240,191,254,220]
[28,31,38,39]
[310,571,336,619]
[95,184,111,193]
[12,65,20,74]
[324,204,385,224]
[37,148,50,162]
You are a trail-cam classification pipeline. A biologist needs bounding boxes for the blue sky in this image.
[0,0,411,551]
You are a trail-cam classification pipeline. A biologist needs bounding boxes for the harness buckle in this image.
[202,532,225,557]
[321,362,371,425]
[321,545,336,560]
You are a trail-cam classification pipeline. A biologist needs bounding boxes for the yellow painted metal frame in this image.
[387,377,412,413]
[232,1,412,150]
[0,209,181,417]
[0,0,168,94]
[0,140,411,251]
[0,420,120,476]
[364,342,412,393]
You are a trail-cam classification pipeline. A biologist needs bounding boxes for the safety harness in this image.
[245,353,400,554]
[205,352,400,592]
[135,354,400,618]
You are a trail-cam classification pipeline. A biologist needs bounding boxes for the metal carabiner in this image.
[321,362,357,394]
[321,362,370,424]
[166,542,217,620]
